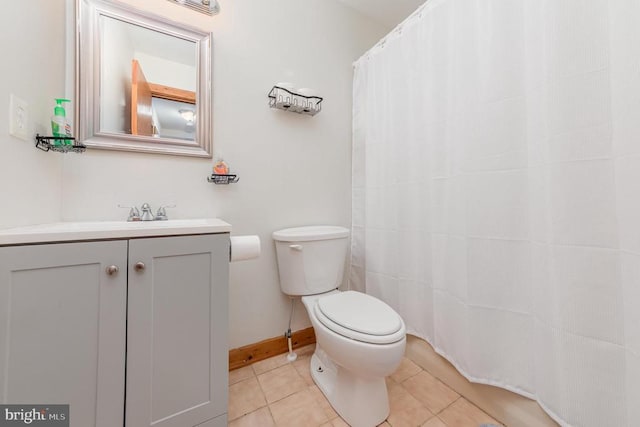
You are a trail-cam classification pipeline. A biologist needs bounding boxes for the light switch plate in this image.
[9,94,29,141]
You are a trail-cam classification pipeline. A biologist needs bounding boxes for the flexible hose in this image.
[286,298,297,361]
[288,298,295,331]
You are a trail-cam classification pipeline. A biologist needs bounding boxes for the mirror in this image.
[77,0,212,157]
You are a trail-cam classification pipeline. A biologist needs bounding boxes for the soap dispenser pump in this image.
[51,98,71,145]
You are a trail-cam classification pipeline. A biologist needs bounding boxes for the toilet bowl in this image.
[273,226,406,427]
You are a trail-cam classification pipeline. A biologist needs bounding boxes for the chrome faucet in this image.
[140,203,155,221]
[119,203,176,221]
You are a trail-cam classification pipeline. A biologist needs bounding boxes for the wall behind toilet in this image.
[0,1,387,348]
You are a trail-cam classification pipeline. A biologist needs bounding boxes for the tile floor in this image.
[228,344,504,427]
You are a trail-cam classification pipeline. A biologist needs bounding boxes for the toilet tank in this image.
[272,226,350,296]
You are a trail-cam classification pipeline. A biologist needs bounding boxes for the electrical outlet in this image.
[9,94,29,141]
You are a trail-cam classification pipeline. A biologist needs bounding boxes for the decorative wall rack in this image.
[207,174,239,184]
[35,134,86,153]
[268,86,323,116]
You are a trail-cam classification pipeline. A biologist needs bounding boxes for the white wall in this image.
[0,2,66,228]
[59,0,386,347]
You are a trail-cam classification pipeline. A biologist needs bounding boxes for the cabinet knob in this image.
[134,262,146,272]
[106,265,119,276]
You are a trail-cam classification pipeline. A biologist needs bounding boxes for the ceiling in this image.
[337,0,426,28]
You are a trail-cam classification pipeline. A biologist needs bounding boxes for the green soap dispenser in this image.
[51,98,71,146]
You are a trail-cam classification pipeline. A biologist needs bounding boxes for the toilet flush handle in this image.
[289,244,303,251]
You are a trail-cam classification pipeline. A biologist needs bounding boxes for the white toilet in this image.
[273,226,406,427]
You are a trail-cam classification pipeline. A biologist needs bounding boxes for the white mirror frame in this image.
[76,0,213,158]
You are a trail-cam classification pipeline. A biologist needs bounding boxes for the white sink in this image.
[0,219,232,245]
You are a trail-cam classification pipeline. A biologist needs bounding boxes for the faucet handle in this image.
[118,205,141,222]
[155,204,176,221]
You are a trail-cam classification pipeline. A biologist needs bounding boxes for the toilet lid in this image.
[315,291,404,344]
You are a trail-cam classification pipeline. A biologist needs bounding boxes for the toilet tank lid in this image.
[272,226,349,242]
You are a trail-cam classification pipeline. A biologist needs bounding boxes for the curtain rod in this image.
[354,0,440,66]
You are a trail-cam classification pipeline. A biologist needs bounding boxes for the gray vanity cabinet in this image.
[0,234,229,427]
[126,235,229,427]
[0,240,128,427]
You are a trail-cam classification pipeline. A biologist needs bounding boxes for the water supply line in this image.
[285,298,297,362]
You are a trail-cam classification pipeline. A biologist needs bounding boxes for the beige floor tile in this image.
[386,376,397,388]
[402,371,460,414]
[228,377,267,421]
[292,354,315,386]
[296,343,317,357]
[437,398,503,427]
[229,348,509,427]
[422,416,448,427]
[228,406,275,427]
[386,380,434,427]
[269,388,329,427]
[230,365,255,385]
[252,353,291,375]
[307,385,339,420]
[258,363,308,404]
[391,357,423,383]
[328,417,349,427]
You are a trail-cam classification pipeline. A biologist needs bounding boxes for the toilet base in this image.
[310,346,390,427]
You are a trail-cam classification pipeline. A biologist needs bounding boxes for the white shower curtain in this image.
[350,0,640,426]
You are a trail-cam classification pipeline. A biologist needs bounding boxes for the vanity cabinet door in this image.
[126,234,229,427]
[0,241,128,427]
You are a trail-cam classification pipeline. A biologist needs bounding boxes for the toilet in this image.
[273,226,406,427]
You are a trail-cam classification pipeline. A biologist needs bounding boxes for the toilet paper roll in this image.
[297,87,318,97]
[230,235,261,262]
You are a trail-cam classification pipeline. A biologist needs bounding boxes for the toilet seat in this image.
[314,291,405,345]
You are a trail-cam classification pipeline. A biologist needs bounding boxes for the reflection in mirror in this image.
[100,15,197,140]
[77,0,212,157]
[152,98,196,140]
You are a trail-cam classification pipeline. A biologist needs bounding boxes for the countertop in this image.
[0,219,232,246]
